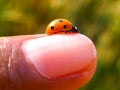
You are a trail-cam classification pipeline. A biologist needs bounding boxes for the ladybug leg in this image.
[65,31,68,33]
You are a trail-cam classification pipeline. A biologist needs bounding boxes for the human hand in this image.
[0,33,96,90]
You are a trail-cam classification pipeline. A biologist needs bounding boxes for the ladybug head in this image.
[71,25,78,32]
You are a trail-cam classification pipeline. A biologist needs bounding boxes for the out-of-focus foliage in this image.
[0,0,120,90]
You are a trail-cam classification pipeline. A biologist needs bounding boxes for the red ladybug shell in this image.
[45,19,78,35]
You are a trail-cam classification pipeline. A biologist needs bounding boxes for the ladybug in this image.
[45,19,78,35]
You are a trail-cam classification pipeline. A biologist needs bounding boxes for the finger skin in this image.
[0,34,96,90]
[0,34,45,90]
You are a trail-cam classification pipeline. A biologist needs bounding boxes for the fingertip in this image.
[22,33,97,89]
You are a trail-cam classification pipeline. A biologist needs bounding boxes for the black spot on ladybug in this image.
[58,19,63,22]
[63,25,67,29]
[51,26,54,30]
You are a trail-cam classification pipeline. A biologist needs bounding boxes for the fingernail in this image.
[22,34,96,78]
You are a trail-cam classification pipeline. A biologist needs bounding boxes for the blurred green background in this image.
[0,0,120,90]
